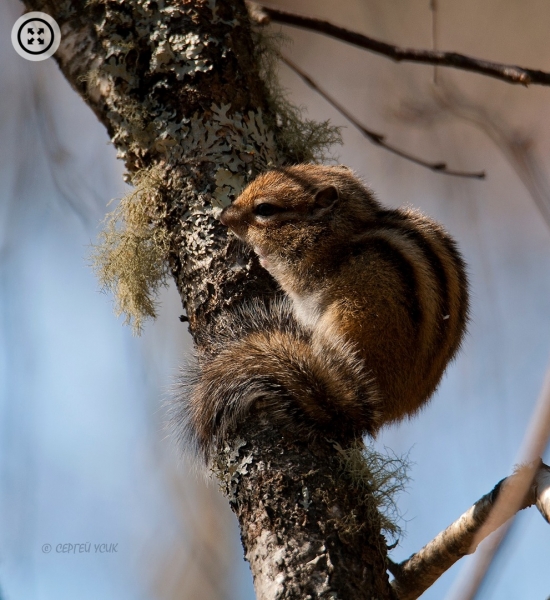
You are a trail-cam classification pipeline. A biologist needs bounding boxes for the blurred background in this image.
[1,0,549,598]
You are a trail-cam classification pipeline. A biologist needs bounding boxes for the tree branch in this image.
[250,3,550,87]
[394,360,550,599]
[23,1,396,597]
[449,358,550,599]
[535,464,550,523]
[391,461,550,600]
[280,54,485,179]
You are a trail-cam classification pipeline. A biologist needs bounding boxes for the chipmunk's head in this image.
[219,164,380,271]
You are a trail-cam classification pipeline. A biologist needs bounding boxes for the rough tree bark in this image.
[23,0,395,598]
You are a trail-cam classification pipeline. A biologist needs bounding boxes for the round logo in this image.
[11,12,61,61]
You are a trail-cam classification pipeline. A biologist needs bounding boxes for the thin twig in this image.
[430,0,438,84]
[394,81,550,230]
[391,461,550,600]
[449,362,550,600]
[279,54,485,179]
[435,85,550,229]
[250,3,550,87]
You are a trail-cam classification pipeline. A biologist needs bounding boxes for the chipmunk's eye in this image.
[254,203,281,217]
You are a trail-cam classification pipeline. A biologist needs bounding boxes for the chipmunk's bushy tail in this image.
[172,298,381,462]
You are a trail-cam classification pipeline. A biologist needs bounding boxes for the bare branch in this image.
[435,84,550,229]
[279,54,485,179]
[250,3,550,86]
[535,464,550,523]
[451,361,550,599]
[393,360,550,599]
[394,81,550,230]
[391,461,550,600]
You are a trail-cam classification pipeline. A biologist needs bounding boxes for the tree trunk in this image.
[23,0,395,596]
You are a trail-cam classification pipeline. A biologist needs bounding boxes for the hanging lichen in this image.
[334,440,411,542]
[252,26,343,165]
[91,166,171,335]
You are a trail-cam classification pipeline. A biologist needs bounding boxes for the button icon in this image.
[11,12,61,61]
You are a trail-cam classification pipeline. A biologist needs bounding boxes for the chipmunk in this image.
[179,164,468,459]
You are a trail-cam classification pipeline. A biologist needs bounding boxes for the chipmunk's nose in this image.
[219,204,248,240]
[219,205,236,228]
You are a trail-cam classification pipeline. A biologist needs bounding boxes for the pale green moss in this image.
[253,27,343,164]
[91,166,171,335]
[334,441,410,541]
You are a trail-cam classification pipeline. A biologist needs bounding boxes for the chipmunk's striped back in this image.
[177,165,469,459]
[341,205,468,421]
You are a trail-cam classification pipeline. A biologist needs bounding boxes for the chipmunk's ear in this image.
[312,186,339,216]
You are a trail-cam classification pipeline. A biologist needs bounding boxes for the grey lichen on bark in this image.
[31,0,288,333]
[22,0,393,597]
[215,421,396,599]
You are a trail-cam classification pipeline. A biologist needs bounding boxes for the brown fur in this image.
[175,298,380,460]
[178,165,469,459]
